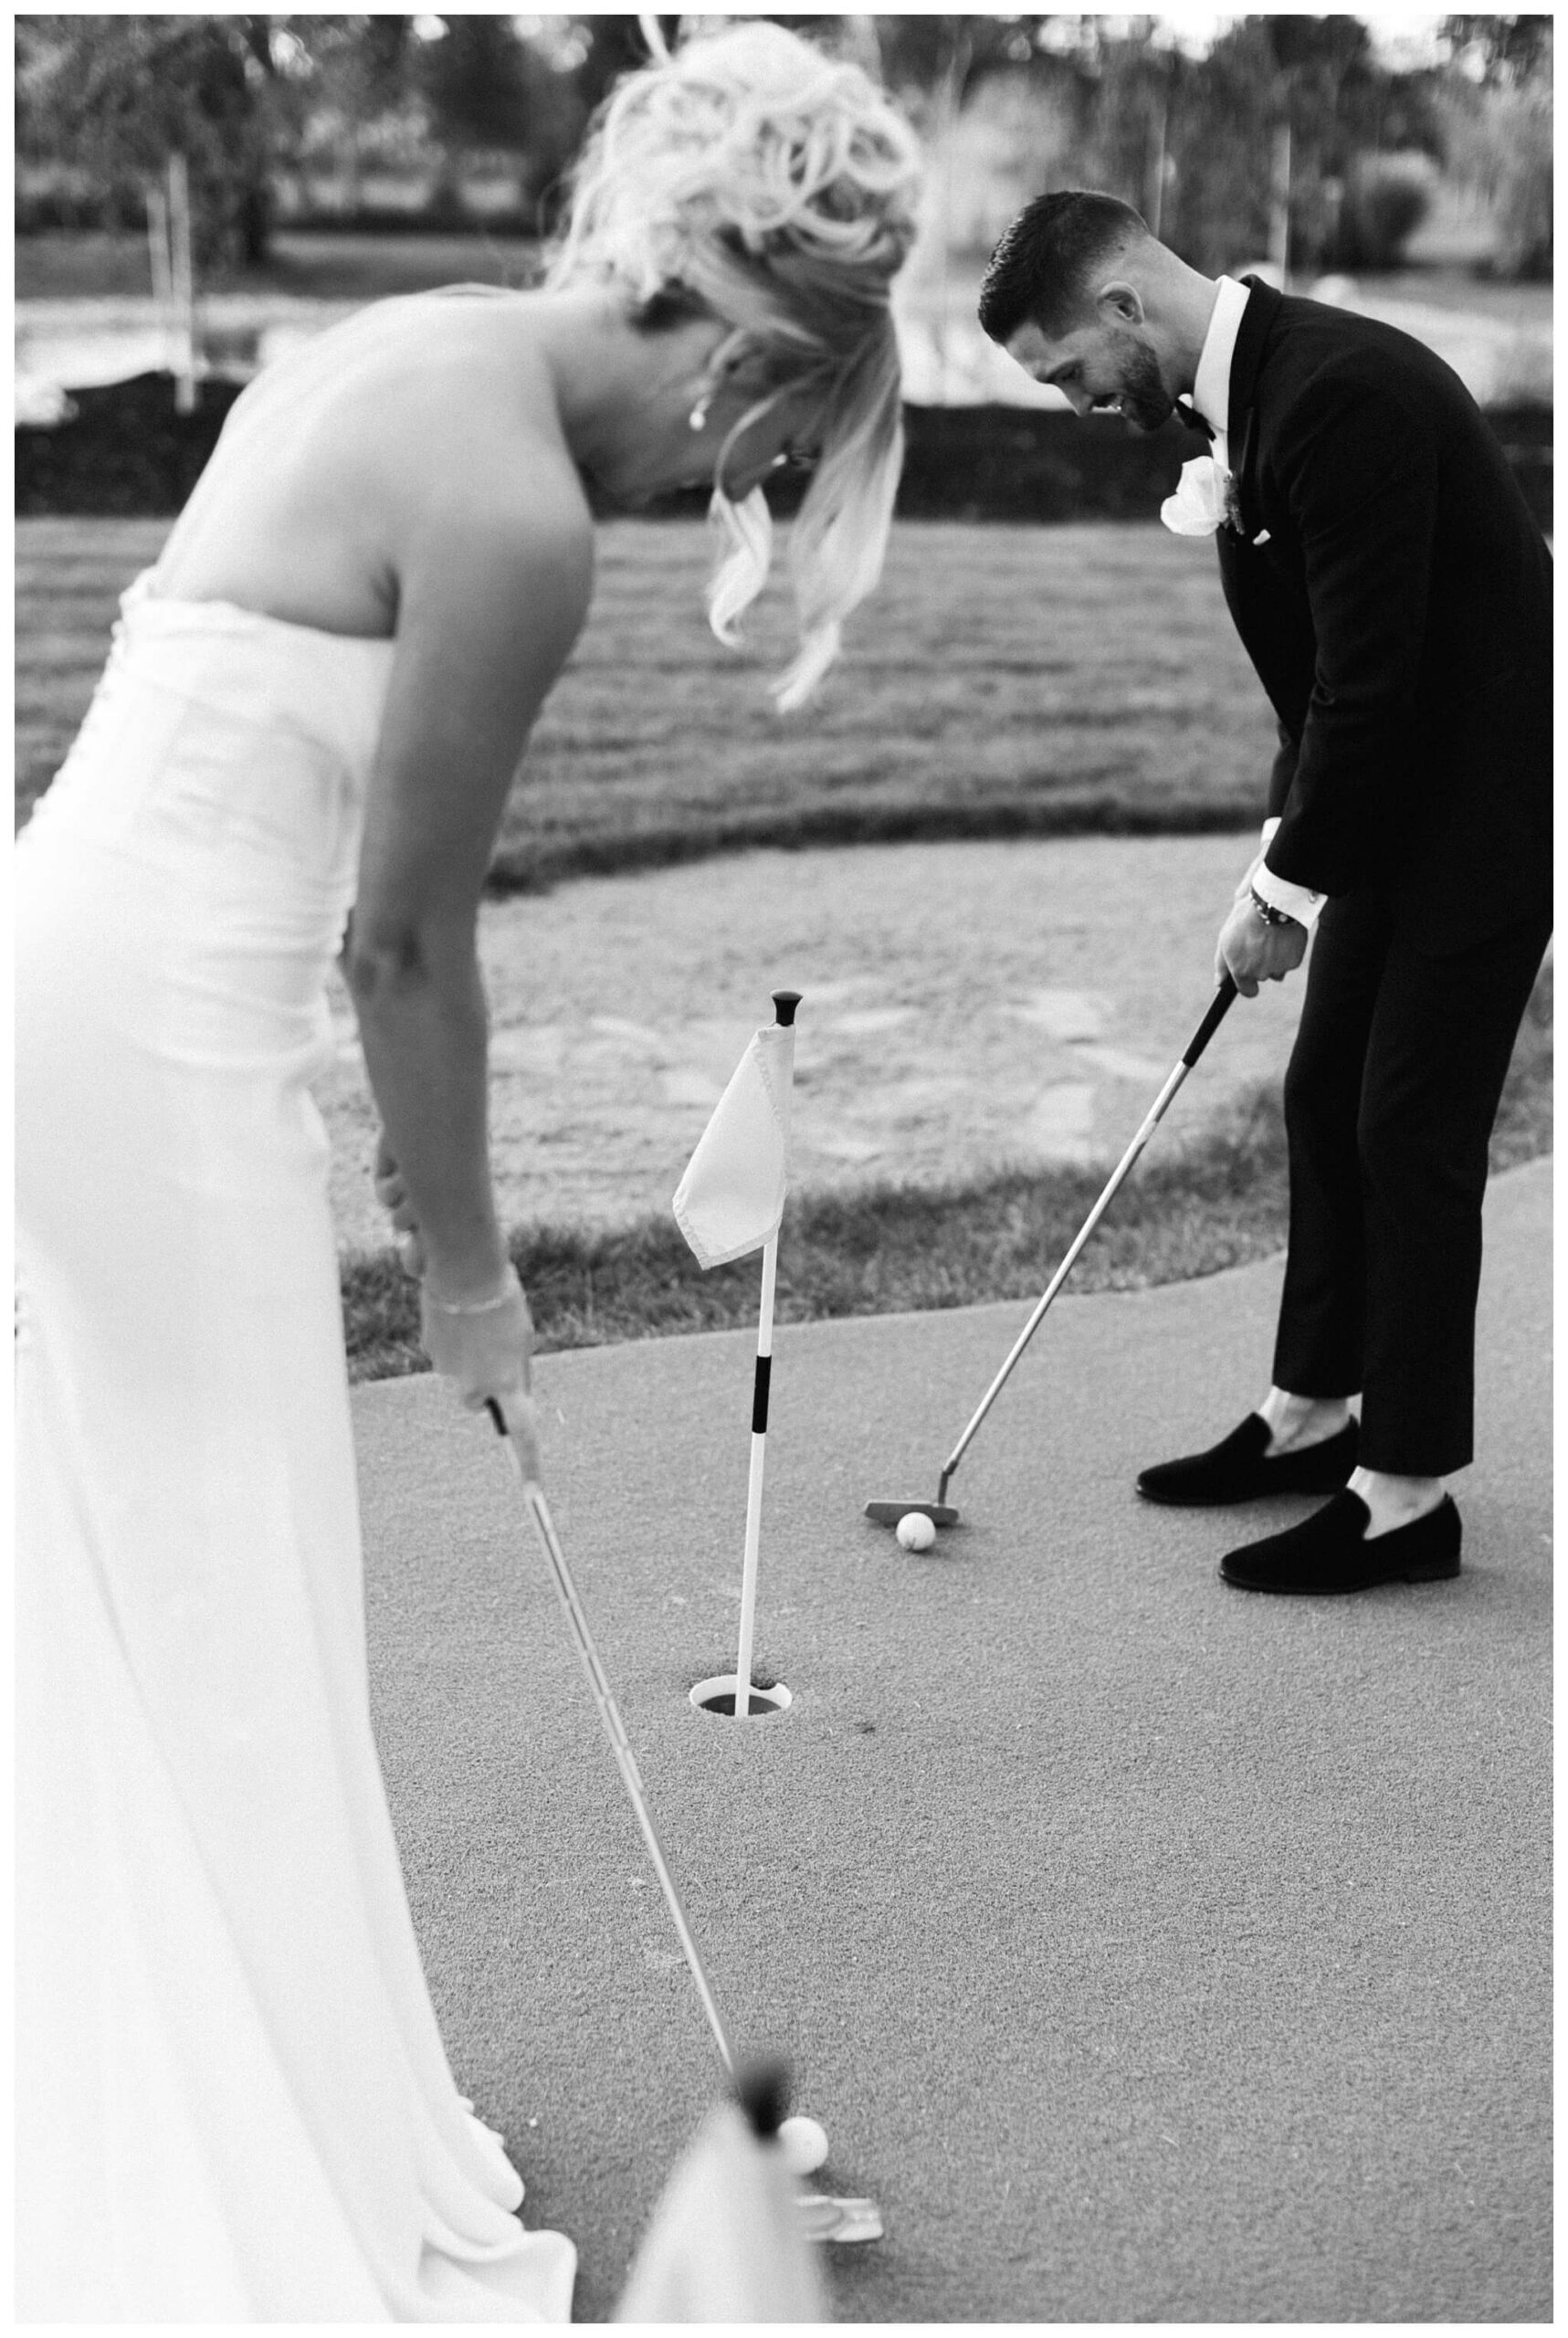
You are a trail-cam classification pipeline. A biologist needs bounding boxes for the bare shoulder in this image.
[159,293,593,637]
[363,302,595,621]
[355,307,599,778]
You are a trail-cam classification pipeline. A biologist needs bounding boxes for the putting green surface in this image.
[354,1159,1551,2322]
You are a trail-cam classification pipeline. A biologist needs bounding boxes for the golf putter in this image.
[866,973,1238,1529]
[487,1396,738,2069]
[486,1399,884,2243]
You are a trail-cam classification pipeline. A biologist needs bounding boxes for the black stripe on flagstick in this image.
[752,1354,772,1434]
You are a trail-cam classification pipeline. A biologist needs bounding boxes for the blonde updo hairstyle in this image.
[546,21,922,709]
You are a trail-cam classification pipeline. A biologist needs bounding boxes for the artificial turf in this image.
[356,1160,1553,2321]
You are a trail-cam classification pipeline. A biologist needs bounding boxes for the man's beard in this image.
[1110,332,1173,433]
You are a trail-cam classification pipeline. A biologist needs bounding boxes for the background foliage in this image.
[15,12,1554,279]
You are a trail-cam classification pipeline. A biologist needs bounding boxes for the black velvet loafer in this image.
[1220,1490,1461,1594]
[1136,1413,1359,1506]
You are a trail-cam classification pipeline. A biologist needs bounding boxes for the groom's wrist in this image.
[1251,858,1325,932]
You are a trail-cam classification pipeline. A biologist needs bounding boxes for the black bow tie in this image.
[1177,399,1215,444]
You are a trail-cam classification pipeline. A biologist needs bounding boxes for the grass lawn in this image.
[17,514,1277,867]
[342,969,1552,1379]
[16,510,1548,1379]
[19,228,1550,331]
[16,226,543,305]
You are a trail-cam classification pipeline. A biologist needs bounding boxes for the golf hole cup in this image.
[689,1673,793,1717]
[895,1511,938,1553]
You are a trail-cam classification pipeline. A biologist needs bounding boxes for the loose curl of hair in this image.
[546,20,922,709]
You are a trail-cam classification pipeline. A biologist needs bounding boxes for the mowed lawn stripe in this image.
[17,515,1275,869]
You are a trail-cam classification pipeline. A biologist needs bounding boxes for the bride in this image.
[15,21,921,2318]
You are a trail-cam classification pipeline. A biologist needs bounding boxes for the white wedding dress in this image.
[15,576,577,2321]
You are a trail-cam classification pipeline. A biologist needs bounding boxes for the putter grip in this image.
[1182,974,1238,1067]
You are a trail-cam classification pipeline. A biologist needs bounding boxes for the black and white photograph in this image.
[14,7,1552,2321]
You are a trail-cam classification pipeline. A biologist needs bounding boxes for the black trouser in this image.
[1271,892,1551,1478]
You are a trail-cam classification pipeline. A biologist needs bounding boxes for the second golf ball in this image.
[778,2114,830,2175]
[896,1511,937,1552]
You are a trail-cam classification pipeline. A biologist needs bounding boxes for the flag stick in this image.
[732,1230,778,1719]
[670,985,799,1718]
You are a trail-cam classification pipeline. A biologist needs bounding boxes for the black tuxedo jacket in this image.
[1214,277,1552,951]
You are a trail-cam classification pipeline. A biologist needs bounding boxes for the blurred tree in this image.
[16,14,279,269]
[415,15,582,222]
[1436,14,1552,278]
[274,18,415,139]
[1047,23,1188,245]
[921,13,1447,279]
[869,15,1045,114]
[1440,16,1553,84]
[570,16,672,118]
[1268,9,1377,218]
[1150,20,1280,271]
[266,17,421,209]
[419,16,534,155]
[19,13,1515,283]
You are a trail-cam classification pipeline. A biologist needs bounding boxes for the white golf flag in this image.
[613,2101,826,2322]
[673,1024,795,1270]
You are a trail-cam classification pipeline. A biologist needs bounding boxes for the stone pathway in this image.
[321,832,1306,1252]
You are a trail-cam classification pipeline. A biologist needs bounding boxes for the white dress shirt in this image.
[1194,276,1327,931]
[1190,272,1249,473]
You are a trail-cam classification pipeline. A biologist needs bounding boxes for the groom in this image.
[978,190,1552,1596]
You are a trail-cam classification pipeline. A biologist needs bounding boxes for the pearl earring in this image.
[688,389,713,434]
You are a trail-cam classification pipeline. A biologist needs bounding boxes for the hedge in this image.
[15,371,1553,532]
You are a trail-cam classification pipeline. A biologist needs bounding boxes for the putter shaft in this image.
[488,1404,737,2077]
[938,976,1237,1491]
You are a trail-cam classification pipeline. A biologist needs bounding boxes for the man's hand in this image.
[1215,896,1309,997]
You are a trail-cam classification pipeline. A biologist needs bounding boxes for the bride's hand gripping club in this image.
[420,1267,545,1480]
[375,1132,543,1474]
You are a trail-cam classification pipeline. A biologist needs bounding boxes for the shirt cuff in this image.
[1253,858,1327,931]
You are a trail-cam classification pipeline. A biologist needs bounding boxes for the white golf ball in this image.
[778,2113,829,2175]
[895,1511,937,1552]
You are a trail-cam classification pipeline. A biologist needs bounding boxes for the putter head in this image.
[864,1500,960,1529]
[796,2193,885,2244]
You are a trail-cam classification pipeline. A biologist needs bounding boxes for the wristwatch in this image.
[1249,887,1300,929]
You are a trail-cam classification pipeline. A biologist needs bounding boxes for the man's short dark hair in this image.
[978,190,1151,345]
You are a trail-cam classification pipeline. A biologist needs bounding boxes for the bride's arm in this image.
[343,462,594,1309]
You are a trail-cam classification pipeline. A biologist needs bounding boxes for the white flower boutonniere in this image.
[1161,455,1241,539]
